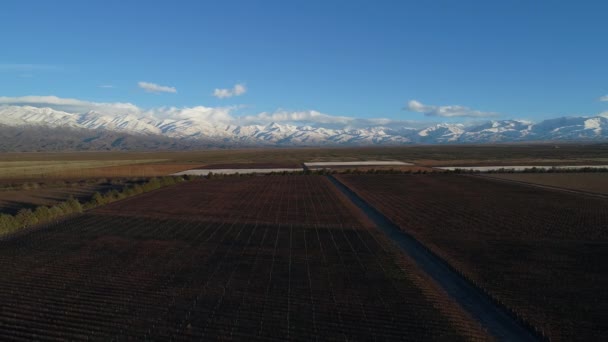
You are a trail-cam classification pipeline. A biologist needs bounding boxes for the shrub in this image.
[91,192,105,206]
[0,214,18,233]
[15,209,38,227]
[50,205,65,218]
[66,196,83,213]
[34,206,52,222]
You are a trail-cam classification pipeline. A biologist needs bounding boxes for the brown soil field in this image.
[484,173,608,195]
[337,174,608,341]
[0,176,488,340]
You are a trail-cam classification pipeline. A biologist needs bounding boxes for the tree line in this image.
[0,176,188,236]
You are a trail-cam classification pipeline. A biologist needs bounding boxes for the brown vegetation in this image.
[338,174,608,341]
[94,176,372,227]
[0,175,489,340]
[484,173,608,195]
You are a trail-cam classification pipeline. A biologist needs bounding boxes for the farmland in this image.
[2,143,607,340]
[0,159,169,179]
[337,174,608,341]
[0,143,607,177]
[0,175,487,340]
[484,172,608,195]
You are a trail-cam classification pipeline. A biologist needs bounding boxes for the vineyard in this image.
[337,174,608,341]
[0,175,487,340]
[484,172,608,195]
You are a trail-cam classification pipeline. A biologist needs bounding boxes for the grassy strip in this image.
[0,176,190,236]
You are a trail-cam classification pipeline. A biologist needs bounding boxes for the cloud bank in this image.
[138,81,177,93]
[213,83,247,99]
[0,95,428,129]
[600,95,608,102]
[0,96,141,116]
[406,100,500,118]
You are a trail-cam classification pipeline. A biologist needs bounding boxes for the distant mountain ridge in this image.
[0,105,606,150]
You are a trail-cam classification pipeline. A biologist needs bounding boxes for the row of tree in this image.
[205,168,434,178]
[447,167,608,174]
[0,176,187,236]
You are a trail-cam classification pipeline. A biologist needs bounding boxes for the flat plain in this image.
[0,176,487,340]
[1,143,607,179]
[337,174,608,341]
[1,143,607,340]
[484,172,608,195]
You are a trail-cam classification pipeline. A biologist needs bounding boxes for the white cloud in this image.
[243,110,351,125]
[0,95,234,123]
[406,100,500,118]
[239,109,428,129]
[0,95,429,129]
[0,95,141,116]
[99,85,114,89]
[213,83,247,99]
[138,81,177,93]
[146,106,235,123]
[599,111,608,118]
[600,95,608,102]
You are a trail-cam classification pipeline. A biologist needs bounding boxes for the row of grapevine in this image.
[0,175,489,340]
[337,173,608,341]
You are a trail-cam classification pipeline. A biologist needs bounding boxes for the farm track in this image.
[328,175,538,341]
[0,176,488,340]
[337,174,608,341]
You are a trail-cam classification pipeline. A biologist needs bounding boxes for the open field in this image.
[0,159,169,179]
[95,177,371,228]
[337,174,608,341]
[0,143,606,180]
[2,144,607,339]
[484,173,608,195]
[0,176,487,340]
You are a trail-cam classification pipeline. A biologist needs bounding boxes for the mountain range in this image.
[0,105,606,151]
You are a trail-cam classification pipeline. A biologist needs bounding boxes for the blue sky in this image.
[1,0,607,125]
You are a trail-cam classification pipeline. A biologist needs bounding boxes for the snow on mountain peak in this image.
[0,105,606,145]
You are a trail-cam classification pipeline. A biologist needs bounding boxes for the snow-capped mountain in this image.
[0,105,606,147]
